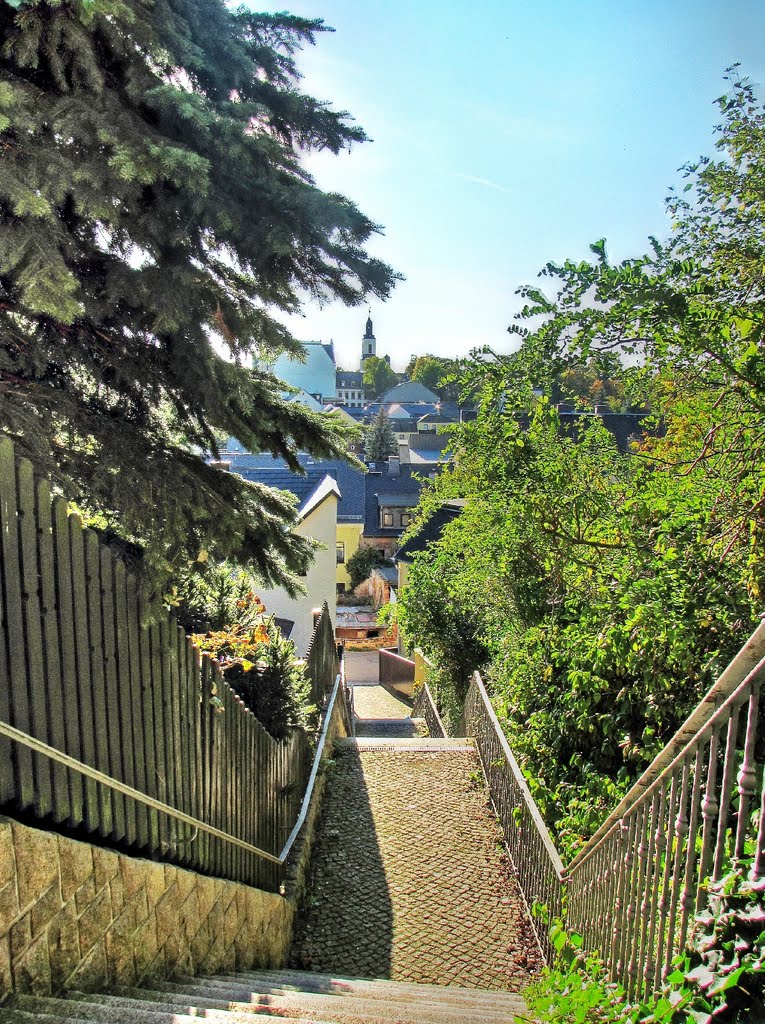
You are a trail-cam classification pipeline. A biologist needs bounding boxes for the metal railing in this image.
[461,671,564,960]
[566,621,765,1001]
[412,681,447,739]
[0,669,345,874]
[447,622,765,991]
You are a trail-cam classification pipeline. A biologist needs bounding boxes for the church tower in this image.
[360,313,376,366]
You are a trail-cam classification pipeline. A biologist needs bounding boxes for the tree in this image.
[364,407,398,462]
[346,545,386,590]
[399,71,765,859]
[0,0,399,590]
[362,355,398,397]
[405,354,460,400]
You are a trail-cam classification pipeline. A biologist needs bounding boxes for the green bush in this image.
[192,593,315,739]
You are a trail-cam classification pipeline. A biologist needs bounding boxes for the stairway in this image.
[0,968,530,1021]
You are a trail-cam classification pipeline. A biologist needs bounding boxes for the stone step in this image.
[6,995,338,1024]
[198,969,526,1008]
[0,1010,96,1024]
[337,737,474,751]
[151,977,526,1022]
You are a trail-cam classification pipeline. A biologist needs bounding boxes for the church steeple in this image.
[360,310,376,366]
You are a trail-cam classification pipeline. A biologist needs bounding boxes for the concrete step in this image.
[200,969,526,1008]
[4,966,531,1023]
[6,995,337,1024]
[151,977,526,1023]
[337,737,474,751]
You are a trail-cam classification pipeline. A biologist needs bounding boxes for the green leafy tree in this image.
[364,406,398,462]
[362,355,398,397]
[346,544,386,590]
[400,71,765,858]
[405,354,461,400]
[0,0,399,590]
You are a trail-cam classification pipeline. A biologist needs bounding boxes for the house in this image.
[214,446,366,596]
[255,475,340,655]
[335,370,365,408]
[364,459,427,557]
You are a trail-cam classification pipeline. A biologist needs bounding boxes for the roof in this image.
[377,492,420,507]
[298,475,341,520]
[376,380,441,404]
[336,371,364,388]
[395,500,466,563]
[216,447,365,523]
[364,465,425,537]
[365,401,441,421]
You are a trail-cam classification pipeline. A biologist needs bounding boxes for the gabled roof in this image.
[364,466,425,537]
[298,474,341,520]
[376,380,441,404]
[395,499,466,563]
[216,447,365,523]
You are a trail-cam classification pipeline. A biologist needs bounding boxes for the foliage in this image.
[676,868,765,1022]
[399,71,765,859]
[170,562,268,635]
[0,0,399,593]
[346,544,387,590]
[192,593,314,739]
[523,875,765,1024]
[405,354,461,400]
[364,406,398,462]
[362,355,398,398]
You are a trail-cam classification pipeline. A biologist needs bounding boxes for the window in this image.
[336,582,346,594]
[336,541,345,563]
[401,513,411,527]
[382,511,394,527]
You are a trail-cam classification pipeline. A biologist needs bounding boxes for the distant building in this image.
[256,475,340,655]
[269,341,337,403]
[360,314,376,365]
[213,445,366,596]
[335,370,365,408]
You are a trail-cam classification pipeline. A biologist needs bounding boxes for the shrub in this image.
[192,593,315,739]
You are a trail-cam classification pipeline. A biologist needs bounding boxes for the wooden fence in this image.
[0,435,335,891]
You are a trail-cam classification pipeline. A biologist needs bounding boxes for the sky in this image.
[272,0,765,372]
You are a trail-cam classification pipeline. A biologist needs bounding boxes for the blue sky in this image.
[275,0,765,371]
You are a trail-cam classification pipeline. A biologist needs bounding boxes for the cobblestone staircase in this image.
[0,969,529,1022]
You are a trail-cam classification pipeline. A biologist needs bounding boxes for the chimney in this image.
[388,457,400,476]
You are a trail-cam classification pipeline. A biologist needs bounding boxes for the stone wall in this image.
[0,817,293,998]
[0,686,351,1000]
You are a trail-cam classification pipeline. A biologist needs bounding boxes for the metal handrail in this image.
[412,679,447,738]
[468,672,565,879]
[0,670,343,870]
[567,618,765,874]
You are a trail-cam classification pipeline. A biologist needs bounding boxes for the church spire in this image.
[360,309,376,366]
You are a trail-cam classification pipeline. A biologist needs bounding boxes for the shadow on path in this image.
[290,745,393,979]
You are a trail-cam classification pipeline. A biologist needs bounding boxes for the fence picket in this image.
[16,458,52,819]
[52,497,84,825]
[69,515,100,831]
[113,561,138,845]
[35,477,69,822]
[0,439,34,811]
[99,545,125,840]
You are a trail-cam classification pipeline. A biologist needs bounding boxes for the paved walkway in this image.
[290,744,542,991]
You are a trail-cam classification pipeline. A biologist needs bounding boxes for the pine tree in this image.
[364,408,398,462]
[0,0,399,588]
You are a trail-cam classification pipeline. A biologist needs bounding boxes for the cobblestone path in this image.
[290,744,542,991]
